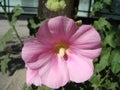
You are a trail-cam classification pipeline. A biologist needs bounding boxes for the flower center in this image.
[54,41,69,57]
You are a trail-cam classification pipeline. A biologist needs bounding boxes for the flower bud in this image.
[45,0,66,12]
[75,20,82,26]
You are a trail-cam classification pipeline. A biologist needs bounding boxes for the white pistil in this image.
[58,48,66,57]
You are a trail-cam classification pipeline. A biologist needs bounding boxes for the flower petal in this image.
[39,56,69,89]
[26,68,41,86]
[70,46,102,59]
[70,25,101,49]
[69,25,102,59]
[66,52,94,83]
[22,38,51,63]
[27,51,55,70]
[36,20,55,45]
[36,16,78,42]
[47,16,78,40]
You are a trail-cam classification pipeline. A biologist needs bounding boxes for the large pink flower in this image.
[22,16,102,89]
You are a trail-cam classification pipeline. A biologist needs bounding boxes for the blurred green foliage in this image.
[0,0,120,90]
[91,0,112,16]
[27,16,46,36]
[0,3,23,75]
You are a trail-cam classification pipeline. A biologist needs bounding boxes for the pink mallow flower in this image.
[22,16,102,89]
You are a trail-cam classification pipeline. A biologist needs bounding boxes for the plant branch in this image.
[12,25,23,45]
[0,2,23,46]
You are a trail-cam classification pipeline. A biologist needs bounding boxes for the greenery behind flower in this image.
[0,0,120,90]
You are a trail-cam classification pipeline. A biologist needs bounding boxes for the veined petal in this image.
[69,25,102,59]
[36,16,78,44]
[26,68,41,86]
[79,48,101,59]
[70,25,101,48]
[70,46,102,59]
[22,38,51,63]
[48,16,78,40]
[27,51,55,70]
[36,21,55,45]
[66,52,94,83]
[40,56,69,89]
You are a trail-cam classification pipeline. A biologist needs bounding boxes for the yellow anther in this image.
[54,41,69,53]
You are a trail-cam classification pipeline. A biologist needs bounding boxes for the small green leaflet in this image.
[103,0,112,5]
[0,28,14,51]
[109,50,120,74]
[93,17,112,31]
[90,74,101,88]
[103,80,118,90]
[1,53,10,74]
[37,86,52,90]
[93,1,103,12]
[10,5,24,25]
[27,17,46,36]
[95,47,111,72]
[103,31,116,48]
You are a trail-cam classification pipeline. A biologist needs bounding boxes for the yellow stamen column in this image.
[58,48,66,57]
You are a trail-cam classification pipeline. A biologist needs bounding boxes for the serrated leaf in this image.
[13,5,24,16]
[103,31,116,48]
[93,17,112,31]
[95,47,111,72]
[92,2,103,12]
[10,5,24,25]
[109,50,120,73]
[0,28,14,51]
[1,53,10,74]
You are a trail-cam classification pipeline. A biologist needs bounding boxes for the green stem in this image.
[99,67,110,84]
[12,26,23,46]
[0,2,23,46]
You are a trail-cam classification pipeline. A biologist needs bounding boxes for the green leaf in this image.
[103,0,112,5]
[10,5,24,25]
[61,87,65,90]
[0,28,14,51]
[116,25,120,46]
[12,5,24,16]
[27,16,46,36]
[29,19,39,29]
[103,31,116,48]
[109,50,120,73]
[103,80,118,90]
[1,53,10,74]
[92,2,103,12]
[93,17,112,31]
[22,83,34,90]
[95,47,111,72]
[37,86,52,90]
[93,18,116,47]
[90,74,101,87]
